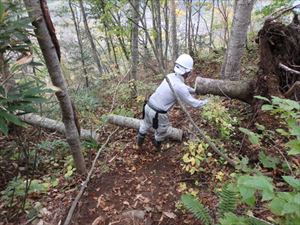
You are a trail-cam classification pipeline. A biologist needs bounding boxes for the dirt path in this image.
[68,128,206,225]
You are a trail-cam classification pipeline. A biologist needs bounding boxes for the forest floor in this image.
[1,49,297,225]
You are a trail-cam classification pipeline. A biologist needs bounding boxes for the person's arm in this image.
[176,85,208,108]
[187,85,196,94]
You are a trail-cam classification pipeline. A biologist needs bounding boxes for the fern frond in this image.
[246,216,274,225]
[181,194,213,225]
[218,184,238,216]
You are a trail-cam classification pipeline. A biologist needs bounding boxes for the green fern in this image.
[218,184,238,216]
[181,194,213,225]
[246,216,272,225]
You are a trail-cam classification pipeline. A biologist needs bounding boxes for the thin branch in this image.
[109,66,132,113]
[284,81,300,98]
[279,63,300,75]
[267,4,300,21]
[63,127,119,225]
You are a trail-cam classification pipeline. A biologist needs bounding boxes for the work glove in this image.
[201,98,209,107]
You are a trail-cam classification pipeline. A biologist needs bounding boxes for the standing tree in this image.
[68,0,88,87]
[170,0,178,62]
[209,0,216,51]
[130,0,140,81]
[221,0,255,80]
[23,0,87,174]
[78,0,103,75]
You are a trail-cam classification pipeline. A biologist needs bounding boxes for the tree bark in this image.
[130,0,140,80]
[221,0,255,80]
[195,76,255,103]
[78,0,103,75]
[19,113,99,140]
[23,0,87,174]
[68,0,88,87]
[170,0,178,62]
[107,114,183,141]
[209,0,215,51]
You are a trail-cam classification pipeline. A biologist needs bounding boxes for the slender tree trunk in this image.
[163,0,169,60]
[170,0,178,62]
[78,0,103,75]
[221,0,255,80]
[187,0,193,55]
[151,0,164,69]
[209,0,215,51]
[68,0,88,87]
[131,0,140,80]
[23,0,87,174]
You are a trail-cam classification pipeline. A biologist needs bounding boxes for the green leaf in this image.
[287,140,300,155]
[0,109,24,126]
[0,117,8,135]
[237,175,275,205]
[239,127,260,145]
[282,176,300,191]
[258,151,280,169]
[254,96,271,102]
[269,197,285,216]
[261,104,273,111]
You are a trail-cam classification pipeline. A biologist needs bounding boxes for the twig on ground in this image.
[63,127,119,225]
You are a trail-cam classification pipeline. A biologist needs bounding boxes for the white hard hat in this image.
[175,54,193,71]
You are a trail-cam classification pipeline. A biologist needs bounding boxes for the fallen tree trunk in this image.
[19,113,99,140]
[107,114,183,141]
[195,76,255,104]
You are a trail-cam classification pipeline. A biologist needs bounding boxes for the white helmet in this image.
[174,54,193,76]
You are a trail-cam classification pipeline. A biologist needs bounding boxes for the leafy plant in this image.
[181,194,212,225]
[258,96,300,155]
[0,82,49,135]
[1,177,49,207]
[181,185,270,225]
[236,174,300,224]
[181,140,208,175]
[202,97,238,139]
[258,151,280,169]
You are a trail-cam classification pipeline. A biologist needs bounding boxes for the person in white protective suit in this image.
[137,54,209,150]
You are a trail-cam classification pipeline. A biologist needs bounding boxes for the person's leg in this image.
[154,114,170,150]
[137,105,152,148]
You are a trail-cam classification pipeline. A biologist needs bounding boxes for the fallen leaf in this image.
[163,211,176,219]
[91,216,105,225]
[96,195,106,208]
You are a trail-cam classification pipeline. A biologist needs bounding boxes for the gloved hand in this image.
[201,98,209,106]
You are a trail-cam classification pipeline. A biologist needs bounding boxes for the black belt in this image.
[147,101,167,114]
[142,101,167,129]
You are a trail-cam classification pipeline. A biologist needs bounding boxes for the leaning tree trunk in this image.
[23,0,87,174]
[221,0,255,80]
[195,76,255,104]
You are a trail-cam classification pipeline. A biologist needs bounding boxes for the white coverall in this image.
[139,73,208,142]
